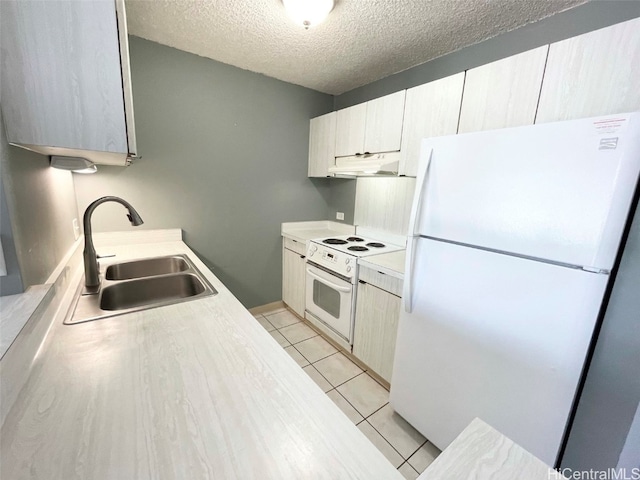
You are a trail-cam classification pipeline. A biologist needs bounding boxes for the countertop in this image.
[418,418,566,480]
[358,250,406,279]
[281,220,355,244]
[0,284,52,359]
[282,221,405,279]
[1,236,402,479]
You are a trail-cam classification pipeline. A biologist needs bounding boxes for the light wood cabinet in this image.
[353,278,401,383]
[335,103,367,157]
[536,17,640,124]
[282,240,306,318]
[334,91,406,158]
[364,90,406,154]
[399,73,465,176]
[308,112,336,177]
[0,0,136,166]
[458,46,548,134]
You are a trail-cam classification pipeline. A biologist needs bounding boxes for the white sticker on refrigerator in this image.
[592,117,627,136]
[599,137,619,150]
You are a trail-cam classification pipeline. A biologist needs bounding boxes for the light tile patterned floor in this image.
[254,308,441,479]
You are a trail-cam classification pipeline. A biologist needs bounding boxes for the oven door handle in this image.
[306,268,352,293]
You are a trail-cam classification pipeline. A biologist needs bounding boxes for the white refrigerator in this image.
[390,112,640,466]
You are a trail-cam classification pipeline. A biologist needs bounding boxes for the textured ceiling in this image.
[125,0,587,95]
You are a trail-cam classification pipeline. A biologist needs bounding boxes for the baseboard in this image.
[248,301,286,315]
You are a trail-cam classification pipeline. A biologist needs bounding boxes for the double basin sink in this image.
[65,255,217,324]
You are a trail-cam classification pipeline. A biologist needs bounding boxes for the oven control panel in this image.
[322,251,338,263]
[306,242,355,279]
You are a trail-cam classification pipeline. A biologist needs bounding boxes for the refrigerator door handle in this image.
[406,147,433,237]
[403,236,417,313]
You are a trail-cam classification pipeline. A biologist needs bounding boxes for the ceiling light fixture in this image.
[282,0,334,29]
[50,156,98,174]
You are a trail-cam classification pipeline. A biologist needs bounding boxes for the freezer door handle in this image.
[407,147,433,237]
[403,236,417,313]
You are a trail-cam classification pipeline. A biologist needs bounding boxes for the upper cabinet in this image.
[335,103,367,157]
[457,46,548,134]
[335,91,406,157]
[309,19,640,179]
[363,91,406,154]
[308,112,336,177]
[0,0,137,166]
[536,17,640,124]
[399,73,465,177]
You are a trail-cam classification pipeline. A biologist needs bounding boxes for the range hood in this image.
[328,152,400,177]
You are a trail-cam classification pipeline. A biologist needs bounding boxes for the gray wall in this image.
[326,178,356,224]
[0,112,78,293]
[335,1,640,109]
[562,202,640,469]
[73,37,334,309]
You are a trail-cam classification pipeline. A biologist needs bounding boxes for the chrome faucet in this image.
[83,196,144,290]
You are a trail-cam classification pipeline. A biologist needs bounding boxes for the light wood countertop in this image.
[0,284,52,359]
[419,418,566,480]
[1,237,402,479]
[358,250,406,279]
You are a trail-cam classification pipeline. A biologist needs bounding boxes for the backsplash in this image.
[354,177,416,236]
[0,112,78,293]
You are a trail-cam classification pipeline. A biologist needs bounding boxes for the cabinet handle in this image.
[358,280,366,284]
[300,255,306,259]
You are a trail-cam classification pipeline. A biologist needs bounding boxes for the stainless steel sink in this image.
[100,273,206,310]
[65,254,217,325]
[105,256,189,280]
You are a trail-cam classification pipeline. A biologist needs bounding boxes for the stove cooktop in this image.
[313,235,403,258]
[307,234,404,280]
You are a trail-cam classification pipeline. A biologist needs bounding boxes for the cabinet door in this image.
[458,46,548,134]
[308,112,336,177]
[335,103,367,157]
[536,17,640,124]
[282,247,306,318]
[353,282,401,383]
[399,73,465,176]
[364,90,406,154]
[0,0,134,163]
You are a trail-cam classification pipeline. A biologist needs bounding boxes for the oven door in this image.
[305,263,354,342]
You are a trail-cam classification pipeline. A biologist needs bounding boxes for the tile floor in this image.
[254,307,441,479]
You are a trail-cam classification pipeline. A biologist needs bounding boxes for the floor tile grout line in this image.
[305,362,336,388]
[366,411,427,463]
[398,460,420,475]
[313,363,364,390]
[333,372,388,418]
[363,401,389,421]
[291,343,337,365]
[366,417,415,462]
[281,332,319,346]
[362,419,407,464]
[332,383,367,422]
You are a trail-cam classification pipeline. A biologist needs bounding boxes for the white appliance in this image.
[305,234,403,348]
[328,152,400,176]
[390,112,640,466]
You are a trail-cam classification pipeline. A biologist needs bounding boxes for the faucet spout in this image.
[83,196,144,289]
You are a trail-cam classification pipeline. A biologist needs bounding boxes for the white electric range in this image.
[305,233,404,349]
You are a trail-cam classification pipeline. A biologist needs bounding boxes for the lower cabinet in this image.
[353,279,401,383]
[282,240,306,318]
